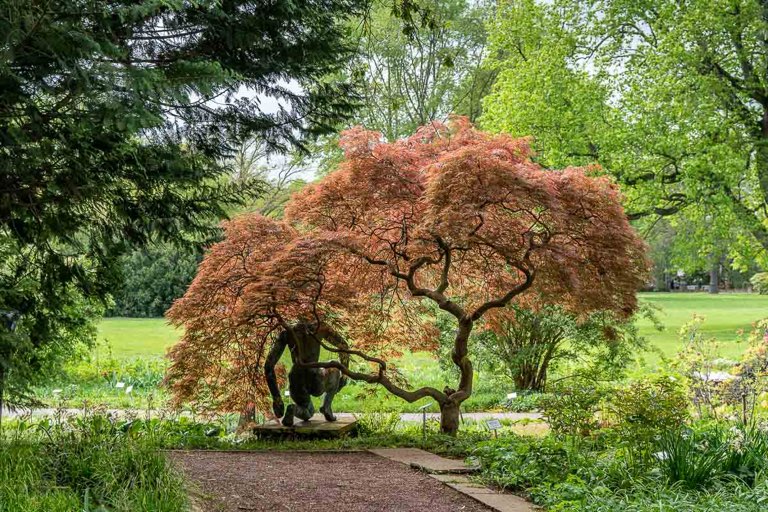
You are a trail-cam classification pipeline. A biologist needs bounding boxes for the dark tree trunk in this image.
[709,259,720,294]
[439,400,461,436]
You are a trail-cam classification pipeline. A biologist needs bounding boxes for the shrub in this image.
[750,273,768,294]
[0,416,188,511]
[609,375,689,448]
[477,304,652,393]
[475,435,583,491]
[356,412,401,436]
[503,391,550,412]
[539,380,608,438]
[656,428,726,489]
[656,423,768,490]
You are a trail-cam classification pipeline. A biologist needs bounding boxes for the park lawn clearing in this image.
[169,450,493,512]
[97,317,180,358]
[97,293,768,362]
[81,293,768,410]
[635,292,768,360]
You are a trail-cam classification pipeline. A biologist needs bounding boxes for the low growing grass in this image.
[0,416,188,512]
[635,292,768,360]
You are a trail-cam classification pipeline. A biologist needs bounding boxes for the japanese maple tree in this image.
[166,118,648,434]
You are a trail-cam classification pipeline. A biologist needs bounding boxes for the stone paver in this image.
[430,475,535,512]
[369,448,536,512]
[369,447,479,474]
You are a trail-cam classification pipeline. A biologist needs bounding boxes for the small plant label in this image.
[506,392,518,400]
[486,419,502,431]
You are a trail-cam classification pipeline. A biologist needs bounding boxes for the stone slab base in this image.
[253,414,357,437]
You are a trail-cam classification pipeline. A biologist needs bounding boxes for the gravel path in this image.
[169,451,493,512]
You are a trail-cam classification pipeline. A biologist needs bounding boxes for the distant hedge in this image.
[108,244,202,318]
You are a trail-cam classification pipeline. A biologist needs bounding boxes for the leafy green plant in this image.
[0,415,188,511]
[608,375,689,448]
[539,380,608,438]
[503,391,550,412]
[355,412,401,436]
[475,304,652,393]
[657,428,726,489]
[751,273,768,294]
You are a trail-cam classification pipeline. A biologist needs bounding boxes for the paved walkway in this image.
[369,447,535,512]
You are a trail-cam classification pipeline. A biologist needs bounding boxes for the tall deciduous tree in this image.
[482,0,768,259]
[350,0,493,142]
[166,118,648,434]
[0,0,364,409]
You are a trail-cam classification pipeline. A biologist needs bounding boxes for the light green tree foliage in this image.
[481,0,609,168]
[351,0,494,141]
[482,0,768,259]
[299,0,496,177]
[649,207,763,290]
[230,139,310,218]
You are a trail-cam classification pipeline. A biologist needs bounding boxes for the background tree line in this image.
[113,0,768,320]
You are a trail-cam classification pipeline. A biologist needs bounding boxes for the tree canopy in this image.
[481,0,768,262]
[166,118,648,434]
[0,0,365,408]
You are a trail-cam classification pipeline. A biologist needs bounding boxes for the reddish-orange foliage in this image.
[166,118,648,427]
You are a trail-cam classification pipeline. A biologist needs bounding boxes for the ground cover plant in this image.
[0,415,188,512]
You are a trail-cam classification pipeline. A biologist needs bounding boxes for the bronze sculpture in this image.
[264,322,349,426]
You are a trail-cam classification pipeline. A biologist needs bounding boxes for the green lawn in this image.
[96,317,180,358]
[97,293,768,361]
[635,292,768,360]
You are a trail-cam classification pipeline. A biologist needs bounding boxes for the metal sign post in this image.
[418,402,433,445]
[485,418,502,439]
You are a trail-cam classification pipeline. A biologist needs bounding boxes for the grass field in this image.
[97,292,768,361]
[51,291,767,411]
[635,292,768,359]
[97,318,180,358]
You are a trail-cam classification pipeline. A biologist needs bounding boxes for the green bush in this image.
[503,391,550,412]
[0,416,188,512]
[608,375,689,448]
[475,435,583,491]
[750,272,768,294]
[356,412,401,436]
[108,244,201,318]
[474,423,768,511]
[657,428,728,489]
[539,381,608,437]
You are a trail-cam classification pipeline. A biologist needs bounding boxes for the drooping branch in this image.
[302,359,447,403]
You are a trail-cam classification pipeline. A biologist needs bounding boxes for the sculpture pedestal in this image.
[253,413,358,438]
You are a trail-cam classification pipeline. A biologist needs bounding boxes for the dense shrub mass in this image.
[475,423,768,512]
[750,272,768,294]
[109,245,201,318]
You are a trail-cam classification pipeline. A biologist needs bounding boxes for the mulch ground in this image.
[169,450,493,512]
